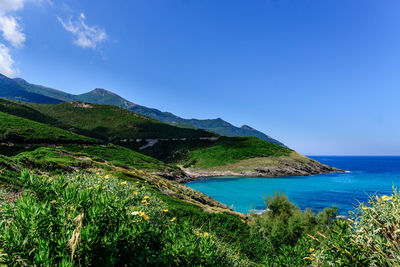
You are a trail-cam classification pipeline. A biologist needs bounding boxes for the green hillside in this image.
[9,76,285,145]
[0,95,366,266]
[0,98,335,178]
[143,136,291,169]
[23,101,216,140]
[0,111,96,144]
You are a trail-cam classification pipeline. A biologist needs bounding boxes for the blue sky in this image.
[1,0,399,155]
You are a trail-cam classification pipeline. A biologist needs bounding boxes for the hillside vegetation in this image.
[9,75,285,145]
[144,136,291,168]
[24,102,215,140]
[0,111,96,144]
[0,98,337,178]
[0,96,396,266]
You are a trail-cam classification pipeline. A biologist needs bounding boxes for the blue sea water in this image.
[186,156,400,215]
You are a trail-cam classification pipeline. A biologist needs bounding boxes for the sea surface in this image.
[186,156,400,215]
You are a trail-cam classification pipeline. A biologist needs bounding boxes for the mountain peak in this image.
[241,125,255,131]
[13,78,29,85]
[89,88,116,96]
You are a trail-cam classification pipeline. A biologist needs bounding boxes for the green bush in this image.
[309,189,400,266]
[249,192,337,265]
[0,171,250,266]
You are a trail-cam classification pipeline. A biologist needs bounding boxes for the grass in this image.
[0,171,251,266]
[0,98,297,175]
[62,144,175,171]
[144,136,292,169]
[0,111,97,144]
[24,101,215,140]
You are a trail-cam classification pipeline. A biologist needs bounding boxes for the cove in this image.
[186,156,400,215]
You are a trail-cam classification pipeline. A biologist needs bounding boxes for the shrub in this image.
[0,171,250,266]
[249,192,337,265]
[309,189,400,266]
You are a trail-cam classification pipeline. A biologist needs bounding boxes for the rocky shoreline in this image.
[178,155,344,182]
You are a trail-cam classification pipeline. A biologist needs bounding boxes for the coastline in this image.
[176,155,344,183]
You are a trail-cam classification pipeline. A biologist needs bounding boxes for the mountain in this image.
[0,74,62,104]
[23,101,215,141]
[10,77,285,146]
[0,98,339,179]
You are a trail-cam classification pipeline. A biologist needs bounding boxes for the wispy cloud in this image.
[58,13,107,49]
[0,43,17,76]
[0,0,50,76]
[0,0,28,76]
[0,0,25,14]
[0,15,25,48]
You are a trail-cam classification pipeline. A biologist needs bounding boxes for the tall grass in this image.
[0,171,250,266]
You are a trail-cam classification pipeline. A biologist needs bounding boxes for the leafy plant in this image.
[309,189,400,266]
[0,171,250,266]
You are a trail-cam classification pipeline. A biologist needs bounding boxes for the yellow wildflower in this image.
[362,206,369,210]
[102,186,106,190]
[139,211,145,217]
[309,248,315,252]
[198,232,202,236]
[159,201,164,204]
[141,186,145,189]
[143,196,150,199]
[382,195,393,201]
[203,232,209,237]
[120,181,127,186]
[105,175,110,179]
[133,191,138,195]
[170,217,176,222]
[163,209,168,212]
[136,181,140,184]
[141,199,147,203]
[143,215,149,220]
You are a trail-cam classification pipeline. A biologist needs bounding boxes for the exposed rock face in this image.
[182,152,343,180]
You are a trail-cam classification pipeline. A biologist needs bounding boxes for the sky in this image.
[0,0,399,155]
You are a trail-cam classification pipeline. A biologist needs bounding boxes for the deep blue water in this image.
[186,156,400,215]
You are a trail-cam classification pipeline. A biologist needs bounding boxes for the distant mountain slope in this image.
[1,99,215,141]
[0,74,62,104]
[13,78,75,101]
[0,98,340,179]
[9,76,285,146]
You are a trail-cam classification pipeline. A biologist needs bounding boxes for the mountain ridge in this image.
[6,75,285,146]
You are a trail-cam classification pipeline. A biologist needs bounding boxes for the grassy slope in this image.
[24,101,216,140]
[0,111,97,144]
[0,98,334,178]
[12,77,285,145]
[143,136,292,169]
[0,109,233,214]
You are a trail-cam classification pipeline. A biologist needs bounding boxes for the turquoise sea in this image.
[186,156,400,215]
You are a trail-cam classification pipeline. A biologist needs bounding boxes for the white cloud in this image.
[0,43,17,76]
[0,0,49,77]
[0,0,26,48]
[58,13,107,49]
[0,0,25,14]
[0,15,25,47]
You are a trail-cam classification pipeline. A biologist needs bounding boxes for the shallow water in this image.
[186,156,400,215]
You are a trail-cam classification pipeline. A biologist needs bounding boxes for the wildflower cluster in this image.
[0,171,248,266]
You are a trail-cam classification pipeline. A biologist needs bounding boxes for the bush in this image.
[309,189,400,266]
[0,171,250,266]
[249,192,337,265]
